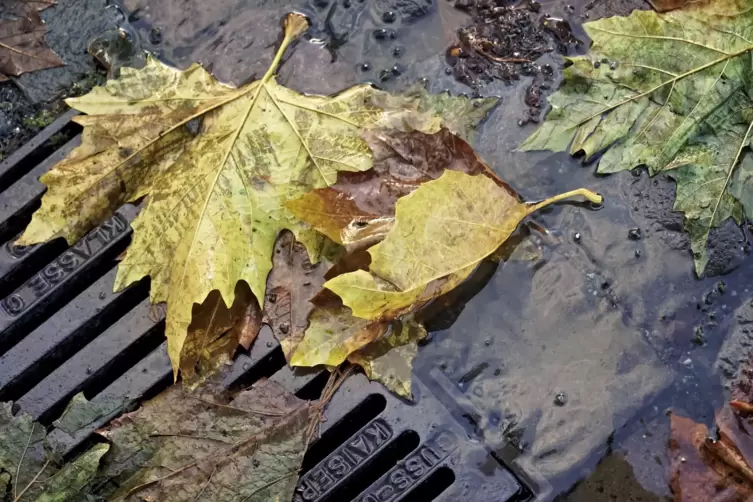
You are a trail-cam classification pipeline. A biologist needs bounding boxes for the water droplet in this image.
[635,249,642,258]
[593,60,600,69]
[444,67,453,75]
[266,341,274,347]
[99,292,107,300]
[554,392,567,406]
[392,46,403,58]
[573,232,581,242]
[484,338,492,346]
[382,11,397,23]
[243,363,250,370]
[609,61,618,70]
[373,29,389,40]
[149,27,162,45]
[279,323,290,334]
[628,228,642,240]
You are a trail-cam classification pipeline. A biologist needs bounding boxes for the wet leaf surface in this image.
[180,281,261,389]
[0,402,107,501]
[521,0,753,275]
[290,304,389,368]
[347,319,427,398]
[96,379,311,502]
[18,13,494,377]
[326,170,601,320]
[0,6,64,81]
[287,128,498,248]
[669,408,753,502]
[264,231,330,360]
[292,139,600,388]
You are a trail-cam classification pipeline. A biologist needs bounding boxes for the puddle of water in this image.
[113,0,753,498]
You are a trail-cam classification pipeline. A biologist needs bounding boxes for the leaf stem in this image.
[14,423,34,500]
[262,13,310,84]
[13,459,50,502]
[525,188,603,214]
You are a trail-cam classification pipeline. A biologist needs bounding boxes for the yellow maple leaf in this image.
[18,14,488,376]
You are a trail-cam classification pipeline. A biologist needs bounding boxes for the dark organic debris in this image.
[446,0,582,121]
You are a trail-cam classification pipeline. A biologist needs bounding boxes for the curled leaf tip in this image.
[284,12,309,40]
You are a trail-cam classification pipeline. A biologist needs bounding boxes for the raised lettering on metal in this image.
[1,213,128,316]
[294,417,393,501]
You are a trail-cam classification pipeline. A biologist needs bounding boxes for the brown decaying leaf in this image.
[180,281,261,389]
[97,379,311,502]
[263,231,328,361]
[669,406,753,502]
[287,128,502,249]
[0,9,63,81]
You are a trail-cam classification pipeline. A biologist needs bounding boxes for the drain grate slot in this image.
[0,235,67,293]
[399,465,455,501]
[0,136,80,244]
[302,393,387,474]
[320,430,421,502]
[0,110,80,194]
[16,299,164,423]
[0,268,148,402]
[0,207,137,355]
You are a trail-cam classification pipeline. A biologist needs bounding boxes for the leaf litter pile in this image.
[0,11,605,501]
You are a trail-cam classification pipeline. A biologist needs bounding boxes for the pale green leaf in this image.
[520,0,753,274]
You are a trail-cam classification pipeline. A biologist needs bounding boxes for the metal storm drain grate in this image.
[0,113,537,501]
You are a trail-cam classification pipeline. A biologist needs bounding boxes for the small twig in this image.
[240,471,298,502]
[181,392,286,417]
[476,47,531,64]
[192,466,217,501]
[306,365,355,444]
[13,459,50,502]
[731,399,753,416]
[147,433,233,444]
[14,423,34,500]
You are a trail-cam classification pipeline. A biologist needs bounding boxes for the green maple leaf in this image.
[520,0,753,275]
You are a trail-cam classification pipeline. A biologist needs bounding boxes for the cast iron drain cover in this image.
[0,113,542,501]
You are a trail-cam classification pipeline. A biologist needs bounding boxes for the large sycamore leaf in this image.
[0,402,108,501]
[18,14,493,376]
[520,0,753,275]
[0,7,63,81]
[97,379,311,502]
[326,170,601,319]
